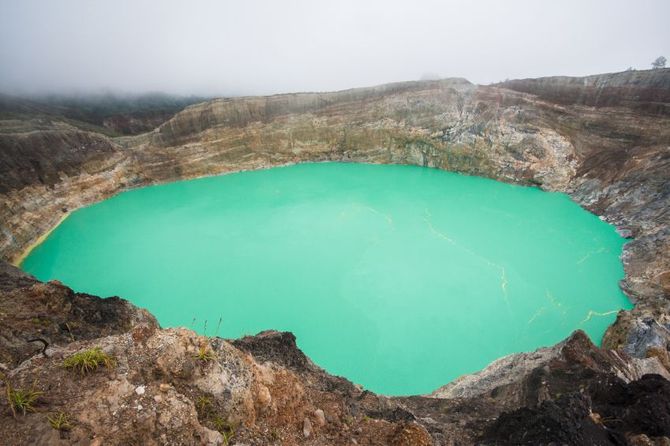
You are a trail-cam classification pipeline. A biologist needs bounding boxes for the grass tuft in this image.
[195,395,213,414]
[6,381,43,416]
[211,415,235,445]
[194,345,217,362]
[63,347,115,374]
[47,412,74,431]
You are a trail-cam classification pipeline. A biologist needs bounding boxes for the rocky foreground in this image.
[0,69,669,445]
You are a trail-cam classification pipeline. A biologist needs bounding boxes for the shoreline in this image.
[11,211,71,267]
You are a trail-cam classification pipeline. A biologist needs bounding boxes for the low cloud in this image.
[0,0,668,96]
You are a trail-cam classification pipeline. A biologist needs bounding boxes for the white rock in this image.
[135,385,146,395]
[314,409,326,427]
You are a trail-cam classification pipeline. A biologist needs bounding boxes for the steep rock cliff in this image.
[0,69,669,444]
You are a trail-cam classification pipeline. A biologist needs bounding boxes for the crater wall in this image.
[0,69,669,444]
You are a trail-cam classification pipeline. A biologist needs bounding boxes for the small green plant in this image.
[194,345,217,362]
[195,395,213,414]
[47,412,73,431]
[6,381,43,416]
[211,416,235,445]
[63,347,115,374]
[31,317,51,327]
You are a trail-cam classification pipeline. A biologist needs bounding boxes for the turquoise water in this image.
[21,163,631,395]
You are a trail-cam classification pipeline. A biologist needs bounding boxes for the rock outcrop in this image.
[0,69,669,444]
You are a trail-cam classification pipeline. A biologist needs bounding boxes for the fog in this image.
[0,0,668,97]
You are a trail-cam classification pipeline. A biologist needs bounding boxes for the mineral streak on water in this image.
[21,163,632,395]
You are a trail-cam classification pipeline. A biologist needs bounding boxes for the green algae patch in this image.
[21,163,631,395]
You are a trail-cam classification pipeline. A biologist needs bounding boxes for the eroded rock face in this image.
[399,333,670,445]
[0,69,669,444]
[604,302,670,360]
[497,68,670,113]
[0,124,120,194]
[481,374,670,446]
[0,263,158,370]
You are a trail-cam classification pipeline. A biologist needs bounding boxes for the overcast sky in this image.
[0,0,668,97]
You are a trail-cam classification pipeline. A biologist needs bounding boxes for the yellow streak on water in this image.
[527,306,547,325]
[579,309,620,325]
[12,212,71,267]
[424,209,511,308]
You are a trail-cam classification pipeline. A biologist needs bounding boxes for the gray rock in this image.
[617,228,634,238]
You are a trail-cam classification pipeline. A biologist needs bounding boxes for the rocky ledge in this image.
[0,69,669,445]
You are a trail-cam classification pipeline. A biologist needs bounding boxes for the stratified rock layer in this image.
[0,69,669,445]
